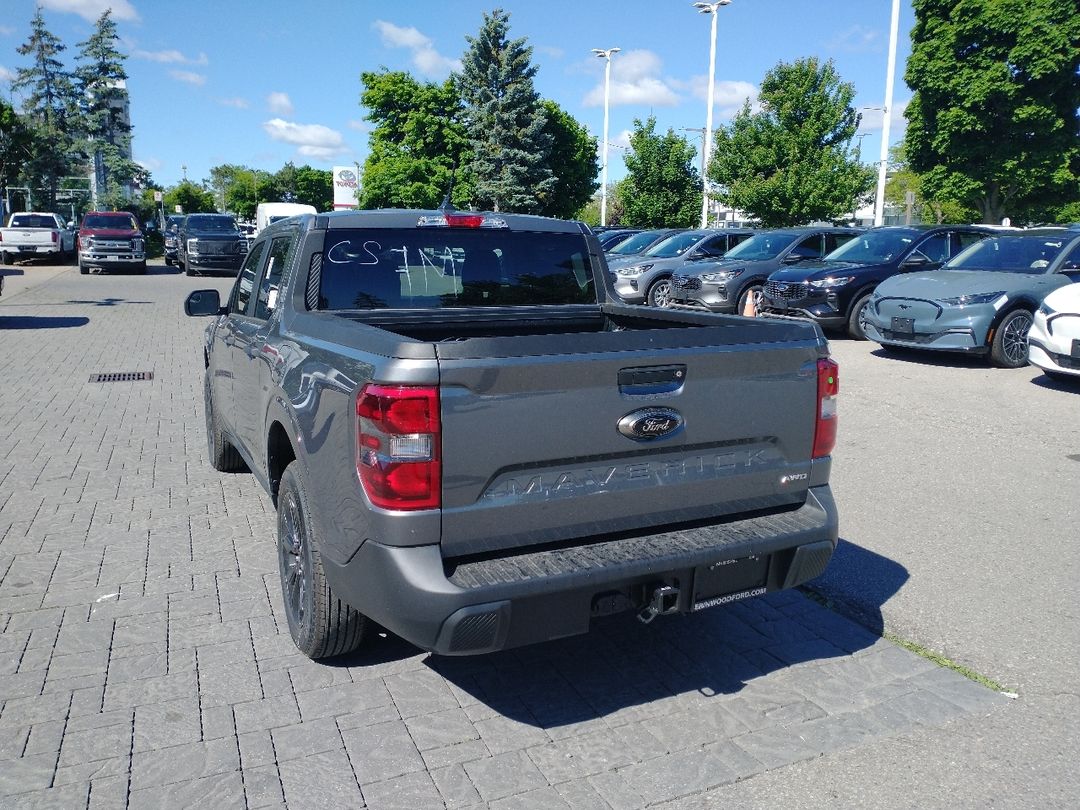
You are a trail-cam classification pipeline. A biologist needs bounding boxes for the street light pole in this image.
[874,0,901,226]
[592,47,620,227]
[693,0,731,229]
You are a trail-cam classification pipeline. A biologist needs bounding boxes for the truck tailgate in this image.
[436,326,823,558]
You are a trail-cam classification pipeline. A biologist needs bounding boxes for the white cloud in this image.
[0,26,15,36]
[827,25,881,53]
[535,45,564,60]
[218,97,250,109]
[677,76,759,118]
[372,20,461,79]
[267,92,294,116]
[262,118,349,162]
[348,119,371,132]
[40,0,139,22]
[583,50,680,108]
[0,66,15,83]
[132,49,209,66]
[136,157,162,172]
[169,70,206,86]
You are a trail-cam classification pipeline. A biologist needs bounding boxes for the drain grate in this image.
[89,371,154,383]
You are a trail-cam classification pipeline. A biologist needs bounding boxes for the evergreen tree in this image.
[904,0,1080,223]
[12,8,80,208]
[708,57,874,227]
[537,100,599,220]
[75,10,139,204]
[1,100,32,215]
[621,117,701,228]
[359,70,470,209]
[458,9,554,213]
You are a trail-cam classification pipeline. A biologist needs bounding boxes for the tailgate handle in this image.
[618,365,687,396]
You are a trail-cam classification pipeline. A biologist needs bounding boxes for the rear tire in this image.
[1,251,9,266]
[204,372,246,472]
[989,309,1033,368]
[277,461,367,659]
[847,292,873,340]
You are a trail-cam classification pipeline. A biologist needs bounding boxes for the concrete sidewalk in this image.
[1,264,1011,809]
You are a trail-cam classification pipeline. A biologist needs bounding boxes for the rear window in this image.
[9,214,59,229]
[317,229,594,310]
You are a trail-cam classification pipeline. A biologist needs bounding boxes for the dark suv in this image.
[669,227,861,315]
[178,214,248,276]
[163,214,186,267]
[758,225,995,338]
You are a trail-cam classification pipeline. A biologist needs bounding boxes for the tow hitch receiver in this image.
[637,584,680,624]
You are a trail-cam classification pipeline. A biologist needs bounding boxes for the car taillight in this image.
[356,384,441,510]
[812,357,838,459]
[51,232,58,244]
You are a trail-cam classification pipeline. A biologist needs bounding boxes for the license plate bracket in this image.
[891,316,915,335]
[691,554,769,611]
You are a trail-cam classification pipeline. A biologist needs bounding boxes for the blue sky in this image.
[0,0,915,190]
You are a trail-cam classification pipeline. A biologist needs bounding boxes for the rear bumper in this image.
[323,485,839,655]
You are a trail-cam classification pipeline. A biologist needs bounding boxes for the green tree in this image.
[74,10,140,204]
[621,116,701,228]
[458,8,554,213]
[537,100,599,219]
[904,0,1080,223]
[884,143,977,224]
[208,163,248,213]
[1,100,33,216]
[293,165,332,210]
[709,57,874,227]
[359,70,470,209]
[12,8,81,208]
[164,180,216,215]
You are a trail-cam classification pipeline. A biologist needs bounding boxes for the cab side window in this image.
[700,235,730,257]
[253,236,294,321]
[230,240,267,315]
[790,234,824,259]
[954,231,986,255]
[914,233,949,263]
[827,232,856,253]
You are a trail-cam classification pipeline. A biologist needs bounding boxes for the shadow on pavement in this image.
[327,538,909,730]
[1029,371,1080,395]
[64,298,152,306]
[0,315,90,329]
[869,346,991,369]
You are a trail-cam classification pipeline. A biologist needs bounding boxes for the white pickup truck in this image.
[0,212,77,265]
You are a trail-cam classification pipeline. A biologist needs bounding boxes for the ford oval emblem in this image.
[618,408,684,441]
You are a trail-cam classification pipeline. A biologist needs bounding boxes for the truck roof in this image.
[312,209,591,235]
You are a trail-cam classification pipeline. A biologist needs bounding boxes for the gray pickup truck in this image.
[185,209,839,661]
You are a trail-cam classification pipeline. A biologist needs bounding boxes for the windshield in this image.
[643,231,707,258]
[723,232,799,261]
[946,235,1069,273]
[187,215,239,232]
[82,214,138,230]
[609,230,667,255]
[825,230,916,263]
[318,229,594,310]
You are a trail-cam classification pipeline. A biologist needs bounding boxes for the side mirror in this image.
[902,253,933,268]
[67,220,75,229]
[688,249,709,261]
[782,254,804,264]
[185,289,223,316]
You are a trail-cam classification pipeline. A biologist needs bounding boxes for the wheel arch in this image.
[984,297,1037,346]
[266,418,298,507]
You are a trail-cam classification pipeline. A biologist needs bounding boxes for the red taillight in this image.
[356,384,441,510]
[51,231,58,244]
[812,357,839,459]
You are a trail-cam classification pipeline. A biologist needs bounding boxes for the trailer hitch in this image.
[637,584,680,624]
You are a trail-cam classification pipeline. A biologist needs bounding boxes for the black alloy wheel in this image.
[990,309,1033,368]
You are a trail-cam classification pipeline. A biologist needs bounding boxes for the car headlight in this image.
[808,276,854,289]
[187,238,199,254]
[1038,300,1057,316]
[938,291,1006,306]
[616,264,652,277]
[700,269,743,283]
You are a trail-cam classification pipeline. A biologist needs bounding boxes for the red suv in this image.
[78,211,146,274]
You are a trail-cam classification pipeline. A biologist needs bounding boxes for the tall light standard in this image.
[693,0,731,228]
[874,0,901,226]
[592,47,620,226]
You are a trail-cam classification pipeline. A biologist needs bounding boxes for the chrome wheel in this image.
[648,278,673,308]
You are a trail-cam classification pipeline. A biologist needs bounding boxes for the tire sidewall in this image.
[648,277,672,308]
[991,309,1033,368]
[848,291,873,340]
[277,464,319,653]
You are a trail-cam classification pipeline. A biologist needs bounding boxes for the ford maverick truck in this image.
[185,209,840,660]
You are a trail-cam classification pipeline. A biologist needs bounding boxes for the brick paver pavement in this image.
[0,263,1006,808]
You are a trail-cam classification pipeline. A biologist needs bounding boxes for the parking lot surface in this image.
[0,262,1074,808]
